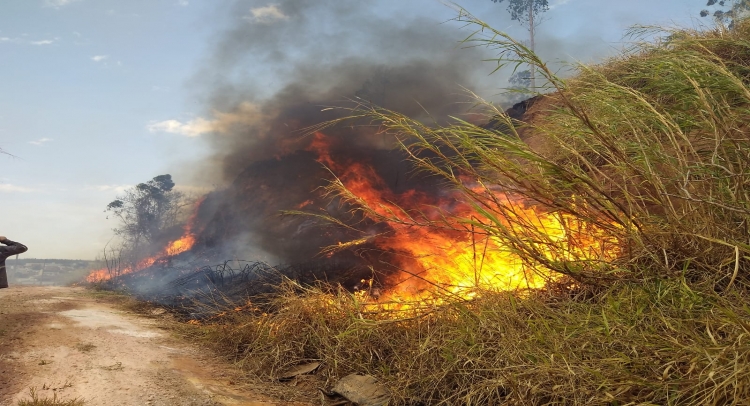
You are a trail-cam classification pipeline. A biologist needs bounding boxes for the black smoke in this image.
[180,0,495,271]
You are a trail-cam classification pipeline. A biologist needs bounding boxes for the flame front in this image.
[86,198,203,283]
[308,132,619,304]
[89,132,620,300]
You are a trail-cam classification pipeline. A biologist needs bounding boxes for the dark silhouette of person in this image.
[0,236,28,289]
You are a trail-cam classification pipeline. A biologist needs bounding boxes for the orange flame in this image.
[308,132,619,305]
[87,198,204,283]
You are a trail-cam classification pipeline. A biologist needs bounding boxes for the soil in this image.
[0,286,312,406]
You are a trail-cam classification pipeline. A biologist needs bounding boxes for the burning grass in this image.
[292,127,621,304]
[86,199,201,284]
[177,15,750,405]
[313,12,750,290]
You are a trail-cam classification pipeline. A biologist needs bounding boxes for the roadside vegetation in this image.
[183,13,750,405]
[17,389,83,406]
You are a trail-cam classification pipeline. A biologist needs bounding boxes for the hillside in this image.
[7,259,94,287]
[171,16,750,406]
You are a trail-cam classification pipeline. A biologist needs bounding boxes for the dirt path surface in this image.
[0,286,309,406]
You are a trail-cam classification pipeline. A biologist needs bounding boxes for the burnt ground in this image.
[0,286,311,406]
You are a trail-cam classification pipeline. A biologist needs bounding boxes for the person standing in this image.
[0,236,28,289]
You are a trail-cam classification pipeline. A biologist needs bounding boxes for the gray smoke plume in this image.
[190,0,493,185]
[172,1,507,276]
[123,1,684,299]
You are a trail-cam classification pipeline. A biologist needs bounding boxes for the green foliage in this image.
[701,0,750,25]
[504,68,534,104]
[508,69,531,88]
[105,174,183,246]
[490,0,548,25]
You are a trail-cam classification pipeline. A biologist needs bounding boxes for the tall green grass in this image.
[184,13,750,406]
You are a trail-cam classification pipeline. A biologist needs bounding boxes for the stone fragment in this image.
[331,374,390,406]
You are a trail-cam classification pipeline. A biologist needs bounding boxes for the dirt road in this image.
[0,286,307,406]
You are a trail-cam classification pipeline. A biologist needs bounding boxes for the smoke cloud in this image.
[189,0,492,183]
[154,0,514,285]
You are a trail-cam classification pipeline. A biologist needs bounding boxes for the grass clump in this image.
[17,388,83,406]
[186,13,750,406]
[75,343,96,353]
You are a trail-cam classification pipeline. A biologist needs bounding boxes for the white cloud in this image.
[147,118,214,137]
[176,0,189,6]
[29,137,53,146]
[91,55,108,62]
[147,102,262,138]
[0,37,10,42]
[86,184,131,194]
[31,39,54,45]
[244,4,288,23]
[0,184,35,193]
[45,0,83,8]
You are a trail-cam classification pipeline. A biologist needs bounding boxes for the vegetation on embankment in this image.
[188,279,750,404]
[182,13,750,406]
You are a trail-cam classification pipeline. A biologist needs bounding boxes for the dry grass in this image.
[187,278,750,405]
[17,388,84,406]
[179,14,750,406]
[310,13,750,290]
[75,343,96,353]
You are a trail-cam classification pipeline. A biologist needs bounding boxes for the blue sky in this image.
[0,0,707,259]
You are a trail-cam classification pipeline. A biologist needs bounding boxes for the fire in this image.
[86,198,204,283]
[308,132,619,305]
[89,130,619,303]
[164,234,196,256]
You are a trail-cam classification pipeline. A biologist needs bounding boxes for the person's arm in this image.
[0,236,28,256]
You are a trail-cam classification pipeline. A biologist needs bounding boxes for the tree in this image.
[105,174,184,253]
[506,69,533,104]
[701,0,750,26]
[491,0,549,89]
